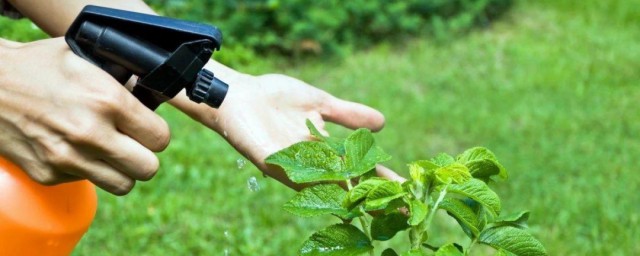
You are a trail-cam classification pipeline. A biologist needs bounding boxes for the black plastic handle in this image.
[65,5,228,110]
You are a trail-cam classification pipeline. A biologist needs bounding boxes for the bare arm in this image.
[9,0,402,189]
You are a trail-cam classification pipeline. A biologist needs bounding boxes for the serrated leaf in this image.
[435,243,464,256]
[371,213,410,241]
[432,153,455,167]
[478,226,547,256]
[344,129,391,178]
[284,184,349,218]
[365,181,406,211]
[265,141,345,183]
[381,248,399,256]
[467,160,507,182]
[457,147,497,162]
[457,147,508,180]
[359,169,378,182]
[344,178,387,209]
[400,249,428,256]
[408,199,428,226]
[434,163,472,185]
[439,198,480,238]
[306,119,345,155]
[408,160,439,186]
[448,179,501,216]
[300,224,373,256]
[384,197,408,214]
[493,211,530,229]
[496,249,517,256]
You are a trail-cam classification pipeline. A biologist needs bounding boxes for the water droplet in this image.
[236,159,246,169]
[223,230,231,255]
[247,176,260,192]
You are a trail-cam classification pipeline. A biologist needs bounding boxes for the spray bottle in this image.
[0,5,227,255]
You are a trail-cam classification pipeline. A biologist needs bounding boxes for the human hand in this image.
[0,38,170,195]
[172,70,405,189]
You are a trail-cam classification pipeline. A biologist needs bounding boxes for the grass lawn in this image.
[22,0,635,255]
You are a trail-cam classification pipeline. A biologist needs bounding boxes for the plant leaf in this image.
[478,226,547,256]
[456,147,508,180]
[457,147,497,162]
[439,198,480,238]
[344,129,392,177]
[408,199,428,226]
[365,180,406,211]
[496,249,517,256]
[384,197,408,215]
[300,224,373,256]
[408,160,439,186]
[434,163,472,185]
[306,119,345,155]
[400,249,429,256]
[432,153,455,167]
[265,141,345,183]
[447,179,501,217]
[435,243,464,256]
[284,184,349,218]
[344,178,387,209]
[371,213,410,241]
[493,211,530,229]
[381,248,399,256]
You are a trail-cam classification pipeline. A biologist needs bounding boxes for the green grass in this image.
[1,0,636,255]
[78,1,639,255]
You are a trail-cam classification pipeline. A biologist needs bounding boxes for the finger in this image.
[42,144,136,195]
[28,166,84,185]
[321,96,385,132]
[97,134,160,181]
[114,94,171,152]
[376,165,406,182]
[44,172,84,184]
[60,158,136,196]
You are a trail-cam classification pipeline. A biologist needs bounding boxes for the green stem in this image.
[346,179,354,191]
[409,227,422,250]
[423,185,448,233]
[409,185,448,251]
[346,180,373,256]
[465,238,478,256]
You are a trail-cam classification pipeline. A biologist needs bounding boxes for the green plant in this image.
[146,0,513,57]
[265,121,546,255]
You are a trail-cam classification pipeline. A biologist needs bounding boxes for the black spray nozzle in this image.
[75,21,169,77]
[65,5,227,110]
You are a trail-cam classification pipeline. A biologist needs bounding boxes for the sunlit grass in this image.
[66,0,640,254]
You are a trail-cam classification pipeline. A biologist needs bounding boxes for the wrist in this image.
[0,39,17,83]
[168,60,253,131]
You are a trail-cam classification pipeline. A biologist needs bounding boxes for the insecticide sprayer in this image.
[0,5,227,255]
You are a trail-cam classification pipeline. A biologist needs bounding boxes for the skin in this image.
[2,0,405,193]
[0,38,169,195]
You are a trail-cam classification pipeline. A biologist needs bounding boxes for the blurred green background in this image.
[1,0,639,255]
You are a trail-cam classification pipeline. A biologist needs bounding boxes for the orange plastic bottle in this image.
[0,156,97,255]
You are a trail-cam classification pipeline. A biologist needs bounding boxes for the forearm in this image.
[8,0,153,37]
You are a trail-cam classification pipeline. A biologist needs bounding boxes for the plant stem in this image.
[465,238,478,256]
[346,179,354,191]
[345,180,373,256]
[423,185,449,233]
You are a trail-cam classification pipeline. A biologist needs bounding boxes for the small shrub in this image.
[148,0,513,56]
[265,120,547,255]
